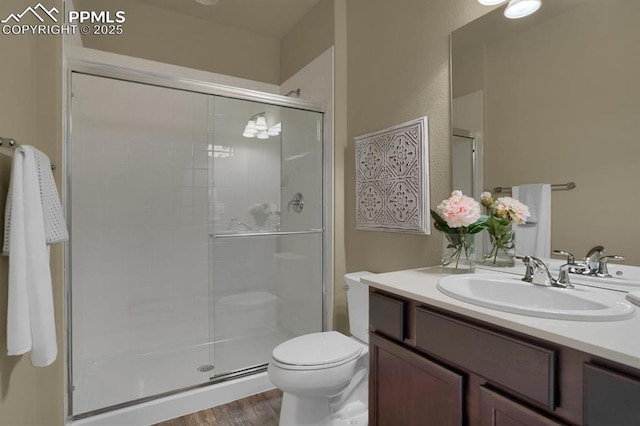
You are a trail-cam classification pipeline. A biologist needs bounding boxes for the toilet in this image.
[268,271,373,426]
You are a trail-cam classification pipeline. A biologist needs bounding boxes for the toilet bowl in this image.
[268,272,372,426]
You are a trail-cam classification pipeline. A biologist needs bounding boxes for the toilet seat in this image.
[272,331,364,370]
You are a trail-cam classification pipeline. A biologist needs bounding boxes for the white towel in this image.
[513,184,551,259]
[3,146,60,367]
[3,148,67,254]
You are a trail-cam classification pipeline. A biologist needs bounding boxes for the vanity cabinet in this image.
[583,363,640,425]
[369,333,464,426]
[369,289,640,426]
[480,387,564,426]
[414,307,557,410]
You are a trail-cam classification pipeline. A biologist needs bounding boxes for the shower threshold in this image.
[71,329,290,418]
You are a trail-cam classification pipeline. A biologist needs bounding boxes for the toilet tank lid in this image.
[345,271,374,282]
[272,331,363,367]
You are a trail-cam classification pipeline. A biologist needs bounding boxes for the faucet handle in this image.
[597,255,625,277]
[553,250,575,263]
[287,192,304,213]
[516,256,534,282]
[553,249,587,274]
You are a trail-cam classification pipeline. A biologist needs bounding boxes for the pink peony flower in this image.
[494,197,530,224]
[436,190,481,228]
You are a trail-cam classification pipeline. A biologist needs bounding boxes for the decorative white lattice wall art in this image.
[355,117,430,234]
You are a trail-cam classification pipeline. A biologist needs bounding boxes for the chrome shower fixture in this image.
[285,88,301,98]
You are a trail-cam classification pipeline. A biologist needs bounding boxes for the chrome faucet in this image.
[552,250,586,275]
[581,246,625,277]
[553,247,625,279]
[287,192,304,213]
[584,245,605,274]
[517,256,574,289]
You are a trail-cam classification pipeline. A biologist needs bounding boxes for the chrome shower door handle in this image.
[288,192,304,213]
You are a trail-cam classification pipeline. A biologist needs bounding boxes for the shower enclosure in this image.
[67,70,325,417]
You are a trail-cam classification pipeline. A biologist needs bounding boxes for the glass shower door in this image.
[209,97,324,378]
[69,73,213,415]
[69,72,325,415]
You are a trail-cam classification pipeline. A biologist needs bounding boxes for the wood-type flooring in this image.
[154,389,282,426]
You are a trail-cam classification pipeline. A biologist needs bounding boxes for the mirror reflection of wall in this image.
[452,0,640,265]
[451,132,475,197]
[452,90,484,200]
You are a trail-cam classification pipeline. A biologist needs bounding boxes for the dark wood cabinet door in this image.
[584,363,640,426]
[480,387,565,426]
[369,333,464,426]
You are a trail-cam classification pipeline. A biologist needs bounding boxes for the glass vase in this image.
[483,227,516,267]
[441,231,476,274]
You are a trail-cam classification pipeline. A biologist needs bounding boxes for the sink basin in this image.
[437,275,635,321]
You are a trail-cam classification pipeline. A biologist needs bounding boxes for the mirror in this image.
[451,0,640,265]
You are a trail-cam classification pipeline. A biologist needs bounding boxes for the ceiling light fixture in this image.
[478,0,506,5]
[504,0,541,18]
[195,0,219,5]
[268,122,282,137]
[243,114,282,140]
[245,119,257,132]
[242,118,258,138]
[477,0,541,19]
[255,115,268,131]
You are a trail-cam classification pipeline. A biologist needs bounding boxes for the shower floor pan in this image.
[72,328,290,417]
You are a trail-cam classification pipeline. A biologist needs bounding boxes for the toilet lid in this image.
[272,331,363,367]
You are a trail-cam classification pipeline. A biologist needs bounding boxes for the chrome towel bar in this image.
[492,182,576,194]
[0,137,56,170]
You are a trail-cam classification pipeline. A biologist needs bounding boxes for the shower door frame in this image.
[63,58,332,419]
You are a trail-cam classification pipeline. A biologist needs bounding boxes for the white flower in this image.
[494,197,530,224]
[435,190,482,228]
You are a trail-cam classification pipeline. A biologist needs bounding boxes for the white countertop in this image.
[362,267,640,370]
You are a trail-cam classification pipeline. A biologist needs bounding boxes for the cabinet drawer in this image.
[415,307,556,409]
[369,291,406,341]
[584,363,640,425]
[480,387,565,426]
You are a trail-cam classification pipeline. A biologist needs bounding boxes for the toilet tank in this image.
[345,271,373,344]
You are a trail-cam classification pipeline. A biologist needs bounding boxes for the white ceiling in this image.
[134,0,322,39]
